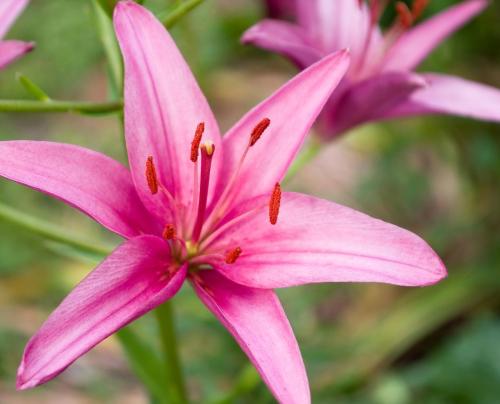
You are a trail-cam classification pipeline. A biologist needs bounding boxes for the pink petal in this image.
[17,235,186,390]
[296,0,372,60]
[323,72,427,137]
[0,0,29,38]
[0,40,33,69]
[191,270,310,404]
[114,1,222,214]
[241,19,322,69]
[219,50,349,207]
[0,141,156,238]
[209,192,446,289]
[383,73,500,123]
[382,0,488,72]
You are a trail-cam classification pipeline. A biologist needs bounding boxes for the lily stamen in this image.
[269,182,281,225]
[190,122,205,163]
[249,118,271,147]
[145,156,158,194]
[162,223,176,240]
[225,247,242,264]
[190,122,205,233]
[412,0,430,20]
[395,1,414,29]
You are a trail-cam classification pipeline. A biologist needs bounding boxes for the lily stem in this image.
[0,99,123,114]
[155,301,188,404]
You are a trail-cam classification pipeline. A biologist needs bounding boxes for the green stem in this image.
[0,99,123,114]
[0,202,112,256]
[155,301,188,403]
[160,0,205,28]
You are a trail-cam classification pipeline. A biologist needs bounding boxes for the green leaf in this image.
[91,0,123,93]
[16,73,51,101]
[159,0,206,28]
[0,202,113,257]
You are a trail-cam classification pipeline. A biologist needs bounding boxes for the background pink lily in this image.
[243,0,500,138]
[0,0,33,70]
[0,2,445,402]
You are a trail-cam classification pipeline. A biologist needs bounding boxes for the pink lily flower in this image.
[243,0,500,138]
[0,0,33,70]
[1,2,445,401]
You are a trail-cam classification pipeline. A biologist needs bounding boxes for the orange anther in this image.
[191,122,205,162]
[249,118,271,147]
[269,182,281,225]
[146,156,158,195]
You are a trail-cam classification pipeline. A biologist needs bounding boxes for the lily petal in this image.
[191,270,310,404]
[220,50,349,207]
[0,141,155,238]
[17,235,186,390]
[296,0,371,59]
[0,0,29,38]
[383,73,500,123]
[114,1,222,213]
[242,19,322,69]
[382,0,488,71]
[0,40,33,69]
[324,72,427,137]
[210,192,446,289]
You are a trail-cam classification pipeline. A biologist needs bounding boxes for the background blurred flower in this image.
[244,0,500,138]
[0,0,33,70]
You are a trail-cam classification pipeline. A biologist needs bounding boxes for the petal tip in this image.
[419,255,448,287]
[113,0,141,20]
[240,24,259,44]
[16,364,36,391]
[25,41,35,53]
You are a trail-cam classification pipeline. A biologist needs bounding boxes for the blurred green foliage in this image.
[0,0,499,403]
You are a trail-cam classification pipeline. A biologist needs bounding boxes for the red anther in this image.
[145,156,159,195]
[162,224,176,240]
[225,247,242,264]
[412,0,429,20]
[191,122,205,162]
[249,118,271,147]
[395,1,413,28]
[369,0,388,23]
[269,182,281,225]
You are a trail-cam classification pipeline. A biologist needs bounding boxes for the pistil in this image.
[191,141,215,242]
[203,118,271,233]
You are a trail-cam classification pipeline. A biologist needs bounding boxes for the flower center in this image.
[144,118,280,270]
[354,0,430,77]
